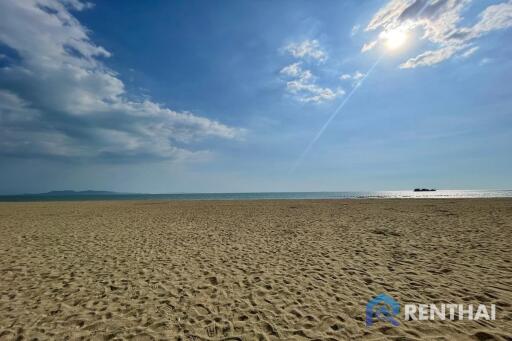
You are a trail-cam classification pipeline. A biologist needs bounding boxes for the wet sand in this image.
[0,199,511,340]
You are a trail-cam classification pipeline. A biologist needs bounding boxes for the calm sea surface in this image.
[1,190,511,202]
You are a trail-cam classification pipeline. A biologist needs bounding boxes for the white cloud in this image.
[279,39,340,103]
[284,39,327,62]
[351,24,360,36]
[469,1,512,36]
[361,40,378,53]
[0,0,243,160]
[352,71,365,81]
[340,71,366,87]
[280,62,342,103]
[460,45,479,58]
[279,62,303,77]
[400,45,463,69]
[364,0,512,68]
[479,57,493,65]
[60,0,94,11]
[286,79,343,103]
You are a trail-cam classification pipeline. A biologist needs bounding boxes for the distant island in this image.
[0,190,140,202]
[0,190,126,198]
[37,190,121,196]
[414,188,437,192]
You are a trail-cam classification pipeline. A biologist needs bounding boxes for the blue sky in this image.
[0,0,511,194]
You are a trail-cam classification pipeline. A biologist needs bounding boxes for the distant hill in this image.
[38,190,121,196]
[0,190,139,202]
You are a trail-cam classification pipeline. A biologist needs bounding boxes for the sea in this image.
[1,190,511,202]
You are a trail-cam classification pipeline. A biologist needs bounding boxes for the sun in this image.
[382,28,408,50]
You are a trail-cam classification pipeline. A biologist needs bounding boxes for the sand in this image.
[0,199,511,340]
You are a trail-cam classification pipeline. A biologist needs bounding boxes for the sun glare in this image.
[382,28,408,50]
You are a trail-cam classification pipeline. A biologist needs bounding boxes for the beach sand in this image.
[0,199,511,340]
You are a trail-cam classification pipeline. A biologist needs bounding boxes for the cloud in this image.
[279,39,341,103]
[340,70,366,87]
[0,0,242,161]
[284,39,327,62]
[280,63,343,103]
[479,57,493,65]
[364,0,512,68]
[279,62,303,78]
[459,1,512,39]
[361,40,378,52]
[351,25,361,36]
[400,44,462,68]
[460,45,479,58]
[60,0,94,11]
[340,71,365,81]
[286,80,343,103]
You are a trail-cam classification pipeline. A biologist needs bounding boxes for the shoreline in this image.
[1,195,512,204]
[1,196,512,204]
[1,189,512,203]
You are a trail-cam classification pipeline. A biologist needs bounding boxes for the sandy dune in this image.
[0,199,511,340]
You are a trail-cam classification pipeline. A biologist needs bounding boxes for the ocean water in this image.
[1,190,511,202]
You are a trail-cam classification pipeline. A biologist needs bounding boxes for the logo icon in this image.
[366,293,400,327]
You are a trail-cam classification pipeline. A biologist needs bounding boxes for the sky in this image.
[0,0,511,194]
